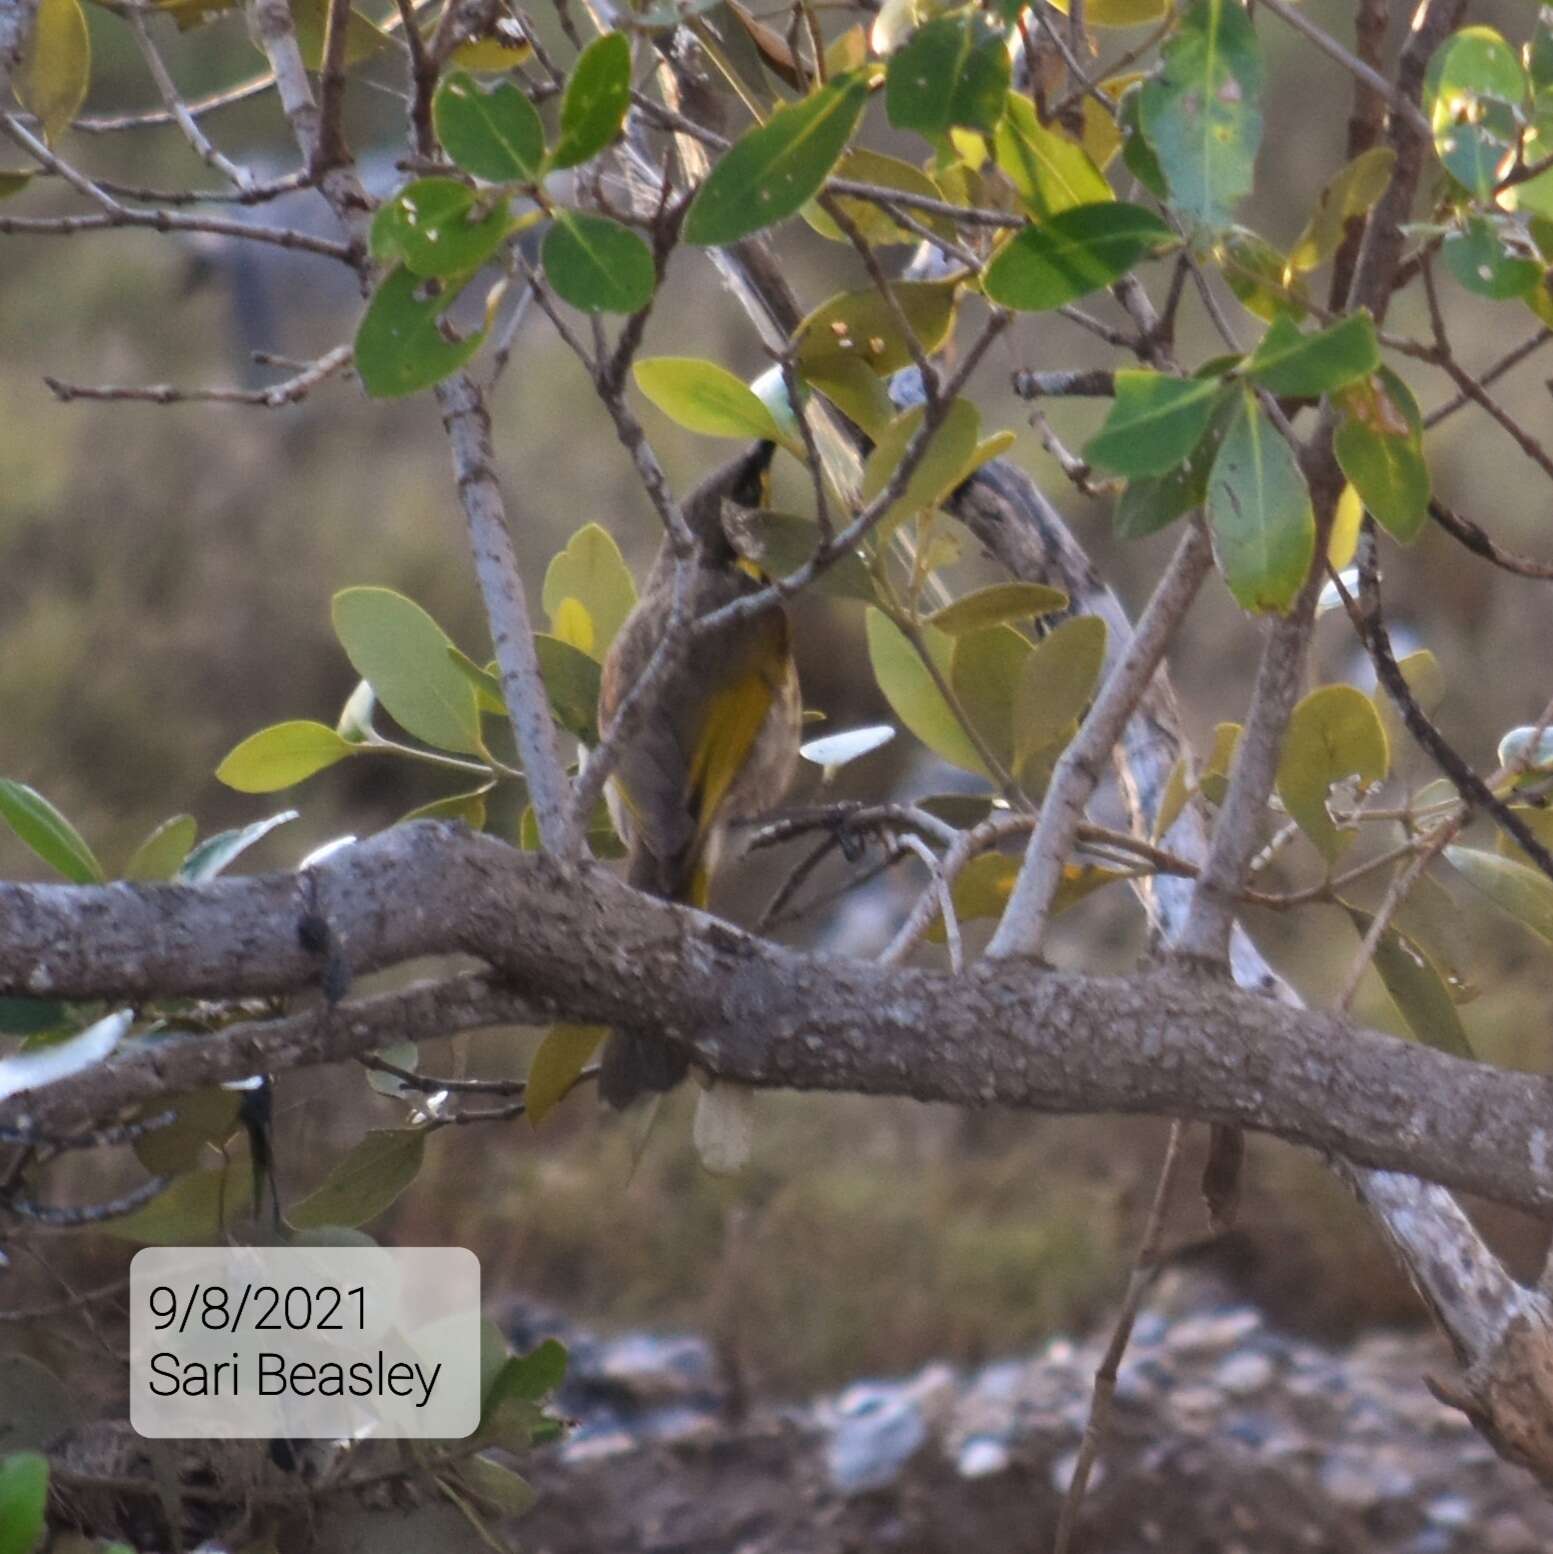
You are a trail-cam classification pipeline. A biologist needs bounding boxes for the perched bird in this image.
[596,440,802,1109]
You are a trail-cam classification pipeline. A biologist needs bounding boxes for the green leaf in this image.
[0,172,32,201]
[1205,386,1314,613]
[1344,906,1472,1059]
[107,1162,254,1244]
[866,609,988,777]
[133,1088,242,1176]
[1012,615,1107,767]
[355,265,486,399]
[795,280,959,379]
[1118,83,1168,200]
[0,779,103,883]
[179,811,297,881]
[485,1337,568,1408]
[399,787,492,827]
[925,581,1068,634]
[804,148,952,244]
[1083,372,1225,478]
[1425,27,1526,200]
[542,211,655,314]
[434,72,546,182]
[983,202,1175,311]
[15,0,89,143]
[1138,0,1264,228]
[684,72,871,245]
[950,625,1032,769]
[1442,215,1542,300]
[1445,846,1553,946]
[1288,147,1396,273]
[124,814,198,880]
[633,357,788,444]
[551,31,632,169]
[542,524,637,659]
[289,1129,428,1228]
[533,633,603,741]
[1219,226,1307,322]
[333,587,484,754]
[0,1452,49,1554]
[448,646,508,715]
[1244,312,1380,398]
[0,998,69,1035]
[886,12,1010,137]
[861,398,982,528]
[370,178,512,279]
[217,721,358,793]
[749,511,875,599]
[1333,366,1430,543]
[1275,685,1389,860]
[993,92,1113,219]
[526,1024,607,1124]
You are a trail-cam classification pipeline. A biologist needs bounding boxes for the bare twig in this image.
[43,346,354,409]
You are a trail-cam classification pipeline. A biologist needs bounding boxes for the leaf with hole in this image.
[1205,387,1314,613]
[795,280,959,381]
[983,203,1175,311]
[684,72,871,246]
[371,179,512,279]
[1442,216,1542,300]
[355,265,486,398]
[334,587,484,754]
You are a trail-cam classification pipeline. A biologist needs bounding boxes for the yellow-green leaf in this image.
[950,625,1032,769]
[1012,615,1108,768]
[634,357,790,445]
[805,147,953,244]
[288,1129,427,1228]
[795,280,959,380]
[123,814,198,881]
[994,92,1113,219]
[526,1024,607,1124]
[217,720,357,793]
[1344,906,1472,1058]
[1445,846,1553,946]
[926,581,1068,634]
[107,1162,255,1244]
[1288,147,1397,273]
[866,608,988,777]
[333,588,485,754]
[542,524,636,659]
[1276,685,1389,860]
[16,0,89,143]
[861,397,982,529]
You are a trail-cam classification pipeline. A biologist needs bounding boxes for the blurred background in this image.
[3,0,1552,1396]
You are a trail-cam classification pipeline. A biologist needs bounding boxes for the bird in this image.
[595,440,802,1109]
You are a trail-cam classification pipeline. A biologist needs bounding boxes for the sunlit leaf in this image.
[885,11,1009,136]
[1012,614,1107,767]
[542,210,655,314]
[1288,147,1396,273]
[217,721,358,793]
[983,202,1175,311]
[1328,481,1363,571]
[0,779,103,883]
[434,71,546,182]
[523,1024,606,1124]
[1138,0,1264,228]
[542,524,637,657]
[1424,26,1526,200]
[1205,386,1314,613]
[684,72,870,245]
[550,31,632,169]
[289,1129,427,1228]
[993,92,1112,219]
[1275,685,1389,860]
[1084,371,1226,478]
[634,357,789,444]
[1218,226,1307,322]
[1442,215,1542,299]
[866,608,989,777]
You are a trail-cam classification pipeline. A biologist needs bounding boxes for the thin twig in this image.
[44,346,354,409]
